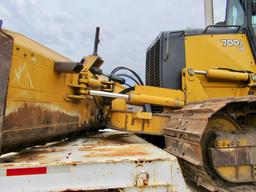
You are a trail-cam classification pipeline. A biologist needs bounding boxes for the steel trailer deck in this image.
[0,131,190,192]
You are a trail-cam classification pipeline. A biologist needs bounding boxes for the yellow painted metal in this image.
[109,85,184,134]
[183,34,254,103]
[185,34,255,72]
[132,85,184,98]
[133,112,152,120]
[109,34,256,134]
[129,85,184,107]
[111,99,127,111]
[129,94,184,108]
[206,69,249,82]
[84,55,104,70]
[79,78,102,89]
[109,111,170,135]
[66,55,110,100]
[4,30,71,61]
[4,31,256,127]
[216,166,252,182]
[182,67,251,103]
[207,115,240,132]
[182,68,209,103]
[3,30,101,135]
[118,35,255,110]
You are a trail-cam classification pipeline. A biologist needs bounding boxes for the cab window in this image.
[226,0,245,26]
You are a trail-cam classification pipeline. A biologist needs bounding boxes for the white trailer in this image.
[0,131,192,192]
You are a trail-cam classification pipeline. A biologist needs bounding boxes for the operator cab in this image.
[223,0,256,59]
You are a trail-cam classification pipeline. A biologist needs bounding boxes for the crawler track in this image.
[164,96,256,191]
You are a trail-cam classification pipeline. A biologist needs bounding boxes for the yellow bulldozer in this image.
[1,0,256,191]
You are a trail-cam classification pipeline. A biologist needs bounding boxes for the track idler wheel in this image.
[206,116,256,183]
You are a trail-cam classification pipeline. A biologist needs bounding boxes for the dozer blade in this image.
[0,29,103,155]
[0,31,13,152]
[164,96,256,191]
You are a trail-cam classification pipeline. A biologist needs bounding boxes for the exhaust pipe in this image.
[204,0,214,26]
[93,27,100,56]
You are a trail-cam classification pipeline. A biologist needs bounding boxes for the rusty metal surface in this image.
[208,130,256,183]
[0,30,13,155]
[0,30,103,154]
[0,131,183,192]
[1,103,86,154]
[0,131,174,166]
[3,103,79,131]
[165,96,256,162]
[164,96,256,191]
[209,146,256,167]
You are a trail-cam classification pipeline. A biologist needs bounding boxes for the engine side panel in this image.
[185,34,255,72]
[184,34,256,102]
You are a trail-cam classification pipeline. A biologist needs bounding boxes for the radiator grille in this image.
[146,38,160,87]
[145,38,163,113]
[145,31,186,113]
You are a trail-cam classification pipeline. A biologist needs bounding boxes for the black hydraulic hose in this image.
[112,67,144,85]
[111,66,144,85]
[119,87,135,94]
[124,83,133,88]
[116,73,141,85]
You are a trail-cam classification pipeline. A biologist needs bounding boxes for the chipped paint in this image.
[0,132,173,166]
[0,132,184,192]
[81,145,148,158]
[14,62,25,82]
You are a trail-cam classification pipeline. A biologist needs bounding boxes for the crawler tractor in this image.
[1,0,256,191]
